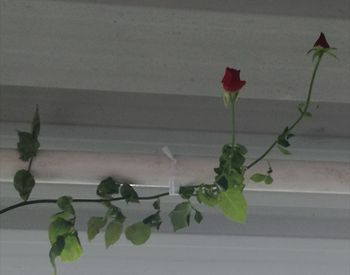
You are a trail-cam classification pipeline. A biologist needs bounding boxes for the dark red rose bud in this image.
[314,32,330,49]
[221,67,246,93]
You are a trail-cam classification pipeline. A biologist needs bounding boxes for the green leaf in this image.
[125,222,151,245]
[227,170,244,187]
[194,210,203,224]
[60,234,83,262]
[153,199,160,210]
[50,211,72,222]
[304,111,312,117]
[57,196,75,216]
[96,177,120,198]
[197,189,218,207]
[48,218,74,244]
[49,236,65,275]
[32,106,40,140]
[324,49,337,59]
[277,137,290,147]
[277,127,291,148]
[13,169,35,201]
[213,166,223,176]
[17,131,40,161]
[277,144,291,155]
[105,205,126,223]
[221,144,232,155]
[231,151,245,169]
[143,212,162,230]
[120,183,139,203]
[250,173,273,185]
[250,173,266,183]
[179,185,195,199]
[235,144,248,155]
[105,221,123,248]
[169,202,192,232]
[217,187,247,224]
[87,217,107,241]
[216,175,228,190]
[264,175,273,185]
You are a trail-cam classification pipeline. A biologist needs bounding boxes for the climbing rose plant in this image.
[0,33,336,274]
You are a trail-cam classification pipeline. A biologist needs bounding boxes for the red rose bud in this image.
[313,32,330,49]
[221,67,246,93]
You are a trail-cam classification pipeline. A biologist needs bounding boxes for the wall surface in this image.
[1,230,350,275]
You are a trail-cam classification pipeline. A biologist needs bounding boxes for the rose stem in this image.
[230,93,236,147]
[246,53,323,169]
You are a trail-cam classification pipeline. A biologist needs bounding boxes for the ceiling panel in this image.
[1,0,349,102]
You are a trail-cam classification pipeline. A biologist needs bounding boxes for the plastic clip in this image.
[161,146,177,196]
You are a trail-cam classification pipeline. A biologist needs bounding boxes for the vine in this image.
[0,33,335,274]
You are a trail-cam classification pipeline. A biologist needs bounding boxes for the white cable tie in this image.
[161,146,176,163]
[161,146,178,196]
[169,180,176,196]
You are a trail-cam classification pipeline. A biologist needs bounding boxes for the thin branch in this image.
[246,141,277,169]
[0,192,170,215]
[27,157,34,172]
[246,54,323,170]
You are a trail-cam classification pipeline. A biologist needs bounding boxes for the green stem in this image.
[0,192,170,215]
[27,157,34,172]
[230,93,236,147]
[288,56,322,132]
[246,54,323,169]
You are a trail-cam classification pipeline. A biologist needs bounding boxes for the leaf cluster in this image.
[96,177,139,203]
[174,180,247,230]
[13,107,40,201]
[168,201,203,231]
[250,173,273,185]
[88,201,125,248]
[214,144,247,190]
[10,108,249,274]
[250,160,274,185]
[174,143,249,225]
[87,181,162,251]
[49,196,83,275]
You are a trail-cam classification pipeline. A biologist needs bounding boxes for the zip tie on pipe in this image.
[161,146,178,196]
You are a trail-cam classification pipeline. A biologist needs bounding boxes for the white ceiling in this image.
[0,0,349,102]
